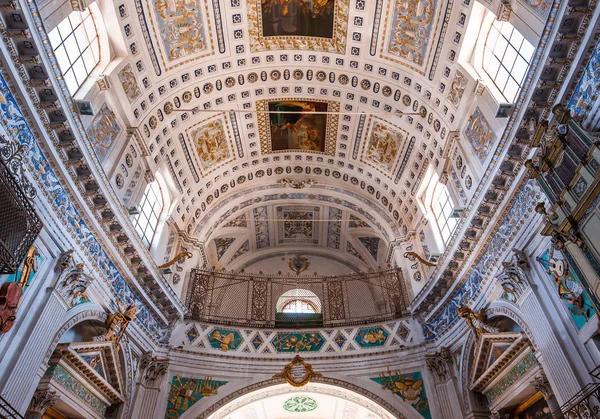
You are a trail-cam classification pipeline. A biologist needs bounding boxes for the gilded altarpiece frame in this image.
[247,0,348,53]
[257,98,339,156]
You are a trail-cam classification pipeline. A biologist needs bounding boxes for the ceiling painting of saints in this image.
[260,0,335,38]
[268,101,327,153]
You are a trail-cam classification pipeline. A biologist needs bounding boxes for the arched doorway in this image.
[199,381,405,419]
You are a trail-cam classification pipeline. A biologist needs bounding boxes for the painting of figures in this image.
[268,100,327,152]
[260,0,335,38]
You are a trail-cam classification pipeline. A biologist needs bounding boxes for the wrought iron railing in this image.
[0,395,23,419]
[0,158,42,273]
[185,268,410,328]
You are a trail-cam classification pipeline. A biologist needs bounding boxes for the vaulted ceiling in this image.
[97,0,482,270]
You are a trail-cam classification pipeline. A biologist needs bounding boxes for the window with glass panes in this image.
[48,9,100,95]
[483,20,534,103]
[282,300,317,313]
[132,182,162,248]
[432,185,457,245]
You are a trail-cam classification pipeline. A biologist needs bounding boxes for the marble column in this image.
[129,354,169,419]
[426,347,464,419]
[24,388,59,419]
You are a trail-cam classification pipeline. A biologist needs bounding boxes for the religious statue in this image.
[104,302,138,348]
[457,305,499,334]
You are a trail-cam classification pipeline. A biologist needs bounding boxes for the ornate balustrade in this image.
[185,268,410,328]
[0,157,42,274]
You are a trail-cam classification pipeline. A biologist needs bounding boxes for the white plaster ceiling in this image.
[102,0,477,268]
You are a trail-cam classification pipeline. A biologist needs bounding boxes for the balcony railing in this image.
[185,267,410,328]
[0,158,42,274]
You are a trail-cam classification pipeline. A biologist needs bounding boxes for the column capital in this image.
[25,389,59,418]
[425,347,453,382]
[139,352,169,387]
[531,373,554,399]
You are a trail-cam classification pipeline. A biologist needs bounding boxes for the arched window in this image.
[132,181,163,247]
[431,183,458,246]
[282,299,318,314]
[482,19,534,102]
[48,8,100,95]
[276,289,321,314]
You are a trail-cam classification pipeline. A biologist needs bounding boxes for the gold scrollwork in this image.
[272,354,322,387]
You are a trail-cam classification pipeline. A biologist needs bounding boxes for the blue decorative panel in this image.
[569,39,600,118]
[355,326,389,348]
[207,328,243,351]
[214,237,236,260]
[371,371,431,419]
[423,181,541,340]
[186,325,200,343]
[46,364,107,415]
[326,207,342,249]
[271,332,325,352]
[537,250,596,329]
[165,375,227,418]
[333,331,347,348]
[253,206,270,248]
[358,237,380,260]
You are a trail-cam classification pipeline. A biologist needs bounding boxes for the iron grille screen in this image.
[0,159,43,273]
[185,268,410,328]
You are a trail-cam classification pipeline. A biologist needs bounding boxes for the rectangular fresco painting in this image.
[537,249,596,330]
[260,0,335,38]
[268,101,328,152]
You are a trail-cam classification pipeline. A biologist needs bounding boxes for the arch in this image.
[276,289,322,313]
[191,377,416,419]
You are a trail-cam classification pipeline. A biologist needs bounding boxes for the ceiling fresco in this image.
[206,202,387,269]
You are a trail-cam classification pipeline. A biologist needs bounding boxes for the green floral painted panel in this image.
[165,375,227,419]
[283,396,318,412]
[486,351,539,404]
[371,371,431,419]
[355,326,389,348]
[271,332,325,352]
[45,364,107,416]
[207,328,243,351]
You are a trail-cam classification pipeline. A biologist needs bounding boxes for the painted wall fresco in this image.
[165,375,227,419]
[355,326,389,348]
[568,39,600,118]
[358,237,380,261]
[207,328,244,351]
[537,250,596,329]
[154,0,208,61]
[86,103,122,161]
[269,101,328,152]
[0,74,168,343]
[464,107,496,164]
[271,331,326,352]
[371,371,431,419]
[260,0,335,38]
